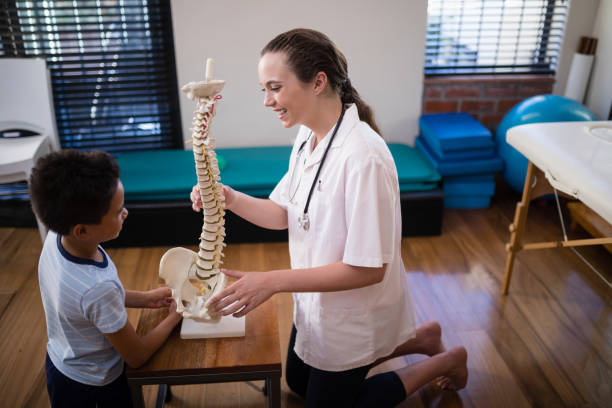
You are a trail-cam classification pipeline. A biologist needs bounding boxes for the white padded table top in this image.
[507,121,612,225]
[0,134,51,183]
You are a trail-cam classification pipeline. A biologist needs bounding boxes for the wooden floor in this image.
[1,191,611,407]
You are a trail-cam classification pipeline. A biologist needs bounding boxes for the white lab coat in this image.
[270,104,416,371]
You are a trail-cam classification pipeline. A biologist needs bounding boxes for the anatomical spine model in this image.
[159,59,228,321]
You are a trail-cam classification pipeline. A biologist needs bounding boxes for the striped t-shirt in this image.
[38,231,128,386]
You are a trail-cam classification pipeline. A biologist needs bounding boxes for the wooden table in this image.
[126,297,282,408]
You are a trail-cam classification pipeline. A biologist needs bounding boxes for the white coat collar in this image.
[303,104,360,169]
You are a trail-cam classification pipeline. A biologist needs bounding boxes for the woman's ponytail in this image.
[341,78,381,136]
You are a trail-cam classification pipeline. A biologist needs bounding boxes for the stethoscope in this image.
[287,104,347,231]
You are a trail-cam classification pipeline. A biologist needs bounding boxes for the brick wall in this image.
[422,75,555,133]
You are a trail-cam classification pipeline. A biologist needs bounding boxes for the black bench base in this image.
[0,189,443,247]
[104,188,443,247]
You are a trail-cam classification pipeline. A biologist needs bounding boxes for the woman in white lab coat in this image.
[192,28,467,407]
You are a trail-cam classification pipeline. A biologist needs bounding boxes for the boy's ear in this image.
[71,224,90,241]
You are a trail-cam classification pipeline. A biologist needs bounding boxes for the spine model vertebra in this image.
[192,94,226,286]
[179,58,228,316]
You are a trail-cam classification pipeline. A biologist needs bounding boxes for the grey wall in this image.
[585,0,612,119]
[555,0,612,119]
[171,0,427,148]
[554,0,599,97]
[171,0,609,149]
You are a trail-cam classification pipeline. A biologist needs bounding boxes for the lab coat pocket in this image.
[309,181,346,250]
[317,304,373,368]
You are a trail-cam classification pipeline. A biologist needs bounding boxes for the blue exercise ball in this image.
[496,94,596,192]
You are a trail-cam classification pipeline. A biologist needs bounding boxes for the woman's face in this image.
[258,52,314,128]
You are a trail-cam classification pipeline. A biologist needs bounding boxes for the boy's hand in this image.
[144,287,173,308]
[168,299,182,320]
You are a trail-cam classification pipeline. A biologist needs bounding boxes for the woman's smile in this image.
[276,108,288,120]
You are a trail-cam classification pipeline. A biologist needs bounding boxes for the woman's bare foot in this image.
[394,345,468,398]
[391,321,466,390]
[421,321,445,357]
[395,321,445,357]
[415,322,456,389]
[372,321,445,367]
[439,346,468,391]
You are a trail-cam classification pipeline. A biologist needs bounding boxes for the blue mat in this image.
[417,135,495,162]
[443,179,496,196]
[445,195,492,209]
[388,143,441,190]
[416,137,503,176]
[420,113,494,157]
[445,174,494,182]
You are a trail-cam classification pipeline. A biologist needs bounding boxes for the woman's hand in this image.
[190,185,203,212]
[190,184,236,212]
[207,269,276,318]
[143,287,173,308]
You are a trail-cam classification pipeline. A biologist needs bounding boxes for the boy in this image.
[30,149,182,407]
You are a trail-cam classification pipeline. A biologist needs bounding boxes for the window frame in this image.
[425,0,569,76]
[0,0,183,153]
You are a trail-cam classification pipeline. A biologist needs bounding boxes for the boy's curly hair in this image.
[29,149,120,235]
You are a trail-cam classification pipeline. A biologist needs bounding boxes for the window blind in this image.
[426,0,569,75]
[0,0,182,152]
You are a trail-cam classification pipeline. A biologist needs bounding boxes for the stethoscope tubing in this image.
[290,104,347,230]
[303,105,346,215]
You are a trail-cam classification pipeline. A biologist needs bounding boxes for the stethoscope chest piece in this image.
[298,213,310,231]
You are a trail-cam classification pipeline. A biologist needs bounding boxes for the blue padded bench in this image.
[107,144,443,247]
[118,145,440,200]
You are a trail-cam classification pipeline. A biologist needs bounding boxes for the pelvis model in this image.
[159,59,227,321]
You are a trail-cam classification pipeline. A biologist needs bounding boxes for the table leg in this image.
[266,377,280,408]
[155,384,169,408]
[128,382,145,408]
[502,162,536,295]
